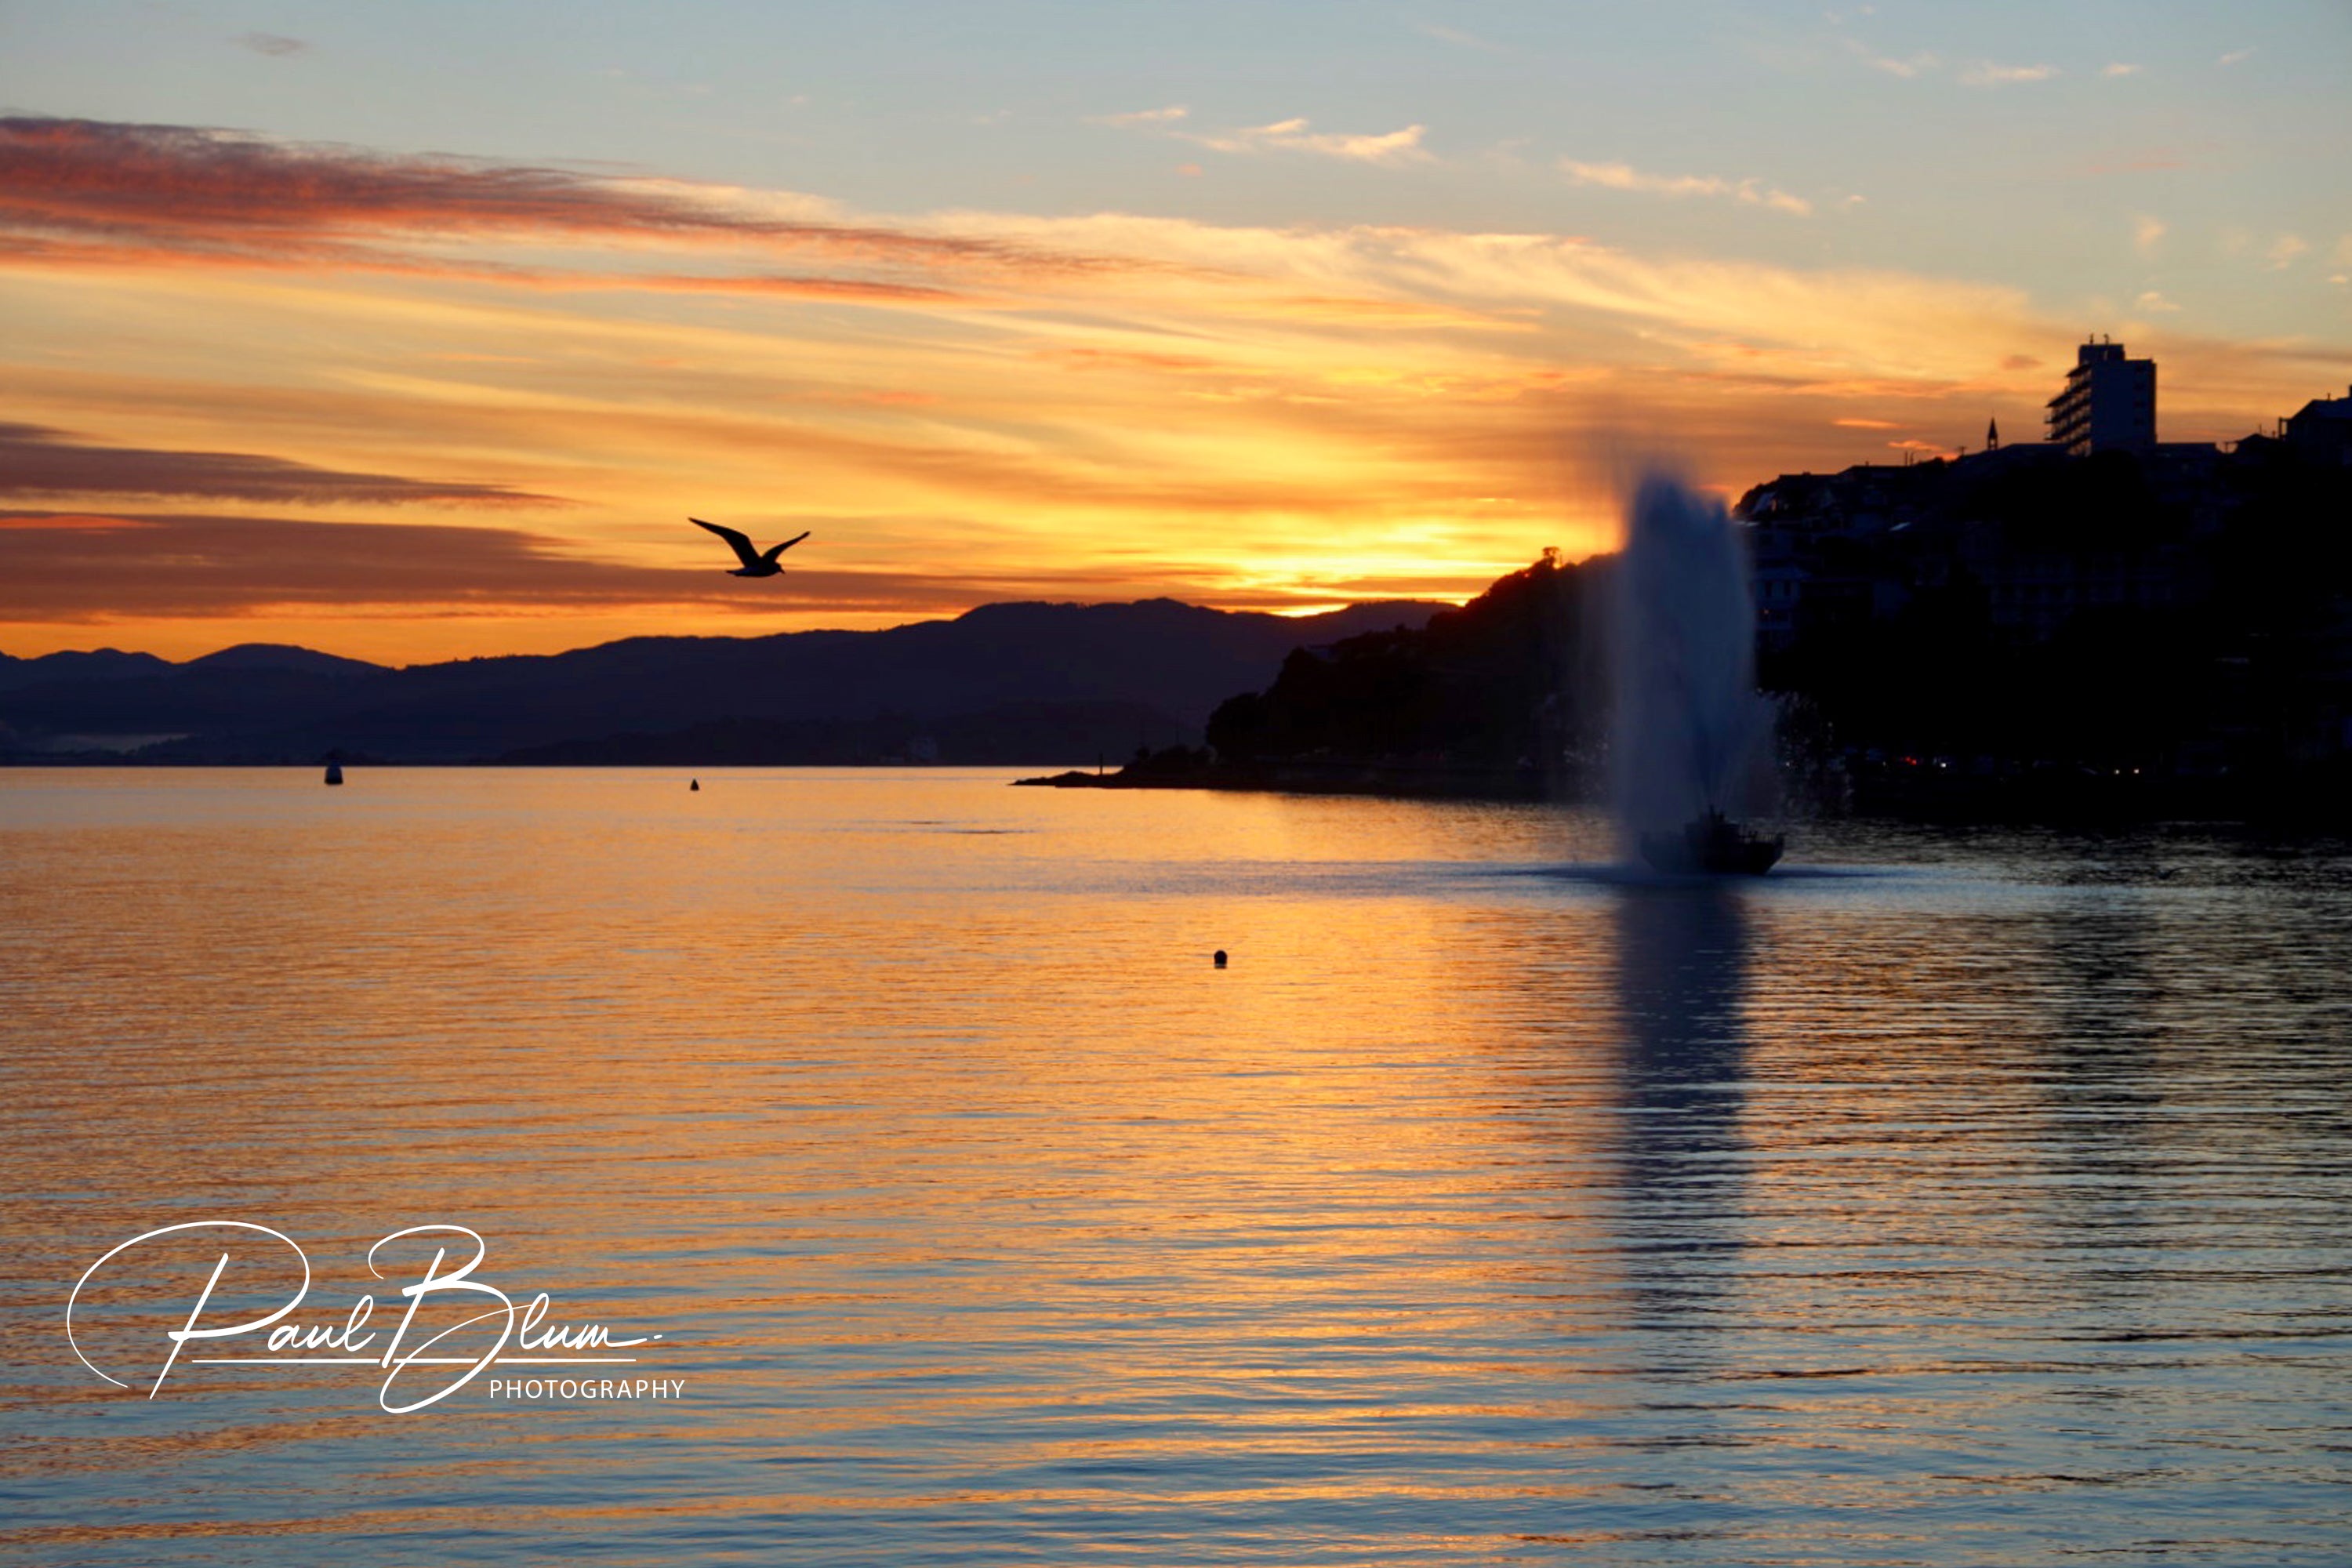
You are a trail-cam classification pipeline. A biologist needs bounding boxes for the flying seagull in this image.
[691,517,811,578]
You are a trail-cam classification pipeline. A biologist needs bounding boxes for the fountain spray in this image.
[1610,473,1774,858]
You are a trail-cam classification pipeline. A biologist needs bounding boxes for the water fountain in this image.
[1610,473,1782,873]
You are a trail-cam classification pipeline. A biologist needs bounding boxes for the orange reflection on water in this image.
[7,771,2350,1563]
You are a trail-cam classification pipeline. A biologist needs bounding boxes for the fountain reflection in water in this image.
[1610,473,1777,866]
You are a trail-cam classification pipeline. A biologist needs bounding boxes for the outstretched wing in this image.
[690,517,763,570]
[760,530,812,565]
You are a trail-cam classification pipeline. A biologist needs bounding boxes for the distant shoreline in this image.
[1017,756,2352,827]
[9,754,2348,829]
[1014,759,1555,802]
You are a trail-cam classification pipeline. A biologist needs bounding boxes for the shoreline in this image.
[1017,758,2352,828]
[9,755,2347,829]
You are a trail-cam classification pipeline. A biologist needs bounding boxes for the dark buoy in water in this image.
[690,779,700,792]
[1213,949,1227,968]
[323,761,343,786]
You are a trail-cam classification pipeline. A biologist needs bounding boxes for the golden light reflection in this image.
[9,775,2351,1555]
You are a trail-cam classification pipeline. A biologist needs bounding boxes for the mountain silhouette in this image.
[0,599,1443,764]
[180,643,389,678]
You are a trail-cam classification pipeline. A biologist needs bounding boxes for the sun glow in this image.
[2,102,2343,659]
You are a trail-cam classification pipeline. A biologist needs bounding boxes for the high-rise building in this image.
[2046,338,2155,456]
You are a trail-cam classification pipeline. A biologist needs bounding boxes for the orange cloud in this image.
[1185,118,1433,165]
[0,510,160,531]
[0,508,1485,633]
[1559,158,1813,216]
[0,421,557,506]
[5,117,2345,662]
[0,116,1138,279]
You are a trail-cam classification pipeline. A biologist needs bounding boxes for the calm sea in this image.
[2,768,2348,1566]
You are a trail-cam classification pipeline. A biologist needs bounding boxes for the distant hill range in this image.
[0,598,1445,765]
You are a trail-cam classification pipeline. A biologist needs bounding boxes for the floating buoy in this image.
[1213,949,1227,968]
[690,779,700,792]
[324,762,343,786]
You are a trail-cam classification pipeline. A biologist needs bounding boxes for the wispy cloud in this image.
[0,509,1130,622]
[1832,29,1940,78]
[234,31,307,57]
[2134,290,2181,313]
[2133,215,2166,256]
[1081,103,1435,166]
[1960,61,2058,87]
[2268,234,2310,269]
[2218,47,2256,67]
[1559,158,1812,215]
[0,117,1113,279]
[0,510,653,618]
[1852,45,1938,78]
[1189,118,1433,165]
[1413,22,1503,53]
[0,228,1001,311]
[7,118,2344,655]
[1091,105,1189,127]
[2100,62,2142,78]
[0,421,555,505]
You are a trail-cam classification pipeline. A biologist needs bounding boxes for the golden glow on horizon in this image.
[2,116,2344,661]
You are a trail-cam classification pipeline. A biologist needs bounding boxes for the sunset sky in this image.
[4,1,2348,662]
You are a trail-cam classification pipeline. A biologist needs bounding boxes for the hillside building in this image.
[2047,338,2156,456]
[2286,384,2352,465]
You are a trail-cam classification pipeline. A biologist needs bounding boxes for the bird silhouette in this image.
[691,517,810,578]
